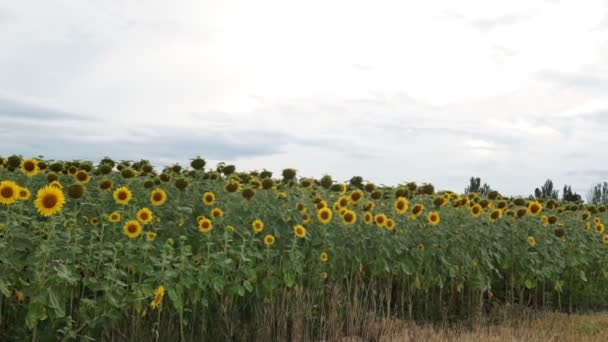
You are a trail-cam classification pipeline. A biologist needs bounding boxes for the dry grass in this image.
[337,311,608,342]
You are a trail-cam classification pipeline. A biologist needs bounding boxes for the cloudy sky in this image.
[1,0,608,197]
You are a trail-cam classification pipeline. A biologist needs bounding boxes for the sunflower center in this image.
[42,194,58,208]
[118,192,127,200]
[397,202,405,210]
[77,173,87,181]
[128,224,138,233]
[153,193,163,201]
[202,221,210,229]
[321,212,329,220]
[344,213,353,222]
[205,195,213,202]
[1,187,14,198]
[24,162,35,171]
[140,213,149,220]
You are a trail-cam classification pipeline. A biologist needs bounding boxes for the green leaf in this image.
[243,280,253,293]
[26,302,48,330]
[47,288,65,318]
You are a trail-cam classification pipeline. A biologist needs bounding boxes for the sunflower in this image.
[364,212,373,224]
[341,210,357,225]
[150,286,165,310]
[418,243,425,252]
[349,190,364,203]
[594,217,602,225]
[74,170,91,184]
[252,219,264,233]
[315,200,328,210]
[528,201,543,216]
[98,179,113,192]
[211,207,224,218]
[338,196,350,208]
[90,217,99,226]
[409,203,425,220]
[374,213,387,227]
[527,236,536,247]
[516,208,528,218]
[146,231,157,241]
[123,220,142,239]
[34,185,65,217]
[198,217,213,233]
[586,222,591,231]
[108,212,121,223]
[322,272,328,280]
[603,234,608,244]
[489,209,502,223]
[470,204,482,218]
[582,211,591,221]
[202,191,216,206]
[541,215,549,225]
[136,208,154,224]
[385,218,395,231]
[0,181,18,205]
[226,225,236,233]
[302,214,312,224]
[394,197,409,215]
[17,187,30,201]
[427,211,440,225]
[263,234,275,246]
[363,201,375,211]
[113,186,132,205]
[150,188,167,206]
[317,207,333,224]
[294,224,306,238]
[20,159,40,177]
[295,202,307,213]
[595,223,605,234]
[320,252,328,263]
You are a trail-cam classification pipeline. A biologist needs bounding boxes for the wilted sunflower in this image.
[320,252,328,263]
[17,187,30,201]
[20,159,40,177]
[374,213,387,227]
[123,220,142,239]
[317,207,333,224]
[263,234,275,246]
[0,181,18,205]
[427,211,440,226]
[109,212,121,223]
[136,207,154,224]
[150,286,165,310]
[150,188,167,206]
[202,191,216,206]
[34,185,66,217]
[294,224,306,238]
[528,201,543,216]
[394,197,409,215]
[74,170,91,184]
[364,212,373,224]
[341,210,357,225]
[385,218,395,231]
[146,231,157,241]
[252,219,264,233]
[113,187,132,205]
[528,236,536,247]
[211,207,224,218]
[198,217,213,233]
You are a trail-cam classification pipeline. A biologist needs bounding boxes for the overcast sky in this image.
[1,0,608,197]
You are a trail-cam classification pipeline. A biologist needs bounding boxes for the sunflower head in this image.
[146,231,157,241]
[320,252,328,263]
[34,185,66,217]
[385,218,395,231]
[225,180,240,193]
[418,243,425,252]
[0,181,19,205]
[211,207,224,218]
[123,220,142,238]
[136,208,154,224]
[516,208,528,218]
[394,197,409,215]
[261,178,274,190]
[150,188,167,206]
[198,217,213,233]
[548,216,558,224]
[317,208,333,224]
[113,186,132,205]
[527,236,536,247]
[341,210,357,225]
[603,234,608,244]
[263,234,275,246]
[282,168,297,180]
[98,179,113,192]
[174,178,190,191]
[364,212,373,224]
[159,173,171,183]
[242,188,256,200]
[17,187,31,201]
[374,213,387,227]
[320,175,333,189]
[489,209,503,222]
[528,201,543,216]
[20,159,40,177]
[109,212,121,223]
[190,157,206,170]
[252,219,264,233]
[427,211,440,225]
[294,224,306,238]
[68,184,86,199]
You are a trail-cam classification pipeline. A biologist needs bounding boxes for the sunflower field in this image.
[0,155,607,341]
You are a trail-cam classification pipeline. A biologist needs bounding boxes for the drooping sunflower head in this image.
[516,208,528,218]
[317,207,333,224]
[252,219,264,233]
[263,234,275,246]
[427,211,440,226]
[34,185,66,217]
[150,188,167,206]
[174,178,190,191]
[20,159,40,177]
[364,212,373,224]
[224,180,240,193]
[67,184,86,199]
[123,220,142,239]
[582,211,591,221]
[394,197,409,215]
[489,209,503,222]
[294,224,306,238]
[595,223,605,235]
[198,217,213,233]
[0,181,18,205]
[98,179,113,192]
[136,207,154,225]
[242,188,256,200]
[411,203,425,217]
[433,196,446,208]
[113,187,132,205]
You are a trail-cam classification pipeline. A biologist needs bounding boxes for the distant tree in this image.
[562,185,582,202]
[464,177,491,196]
[534,179,559,200]
[586,182,608,205]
